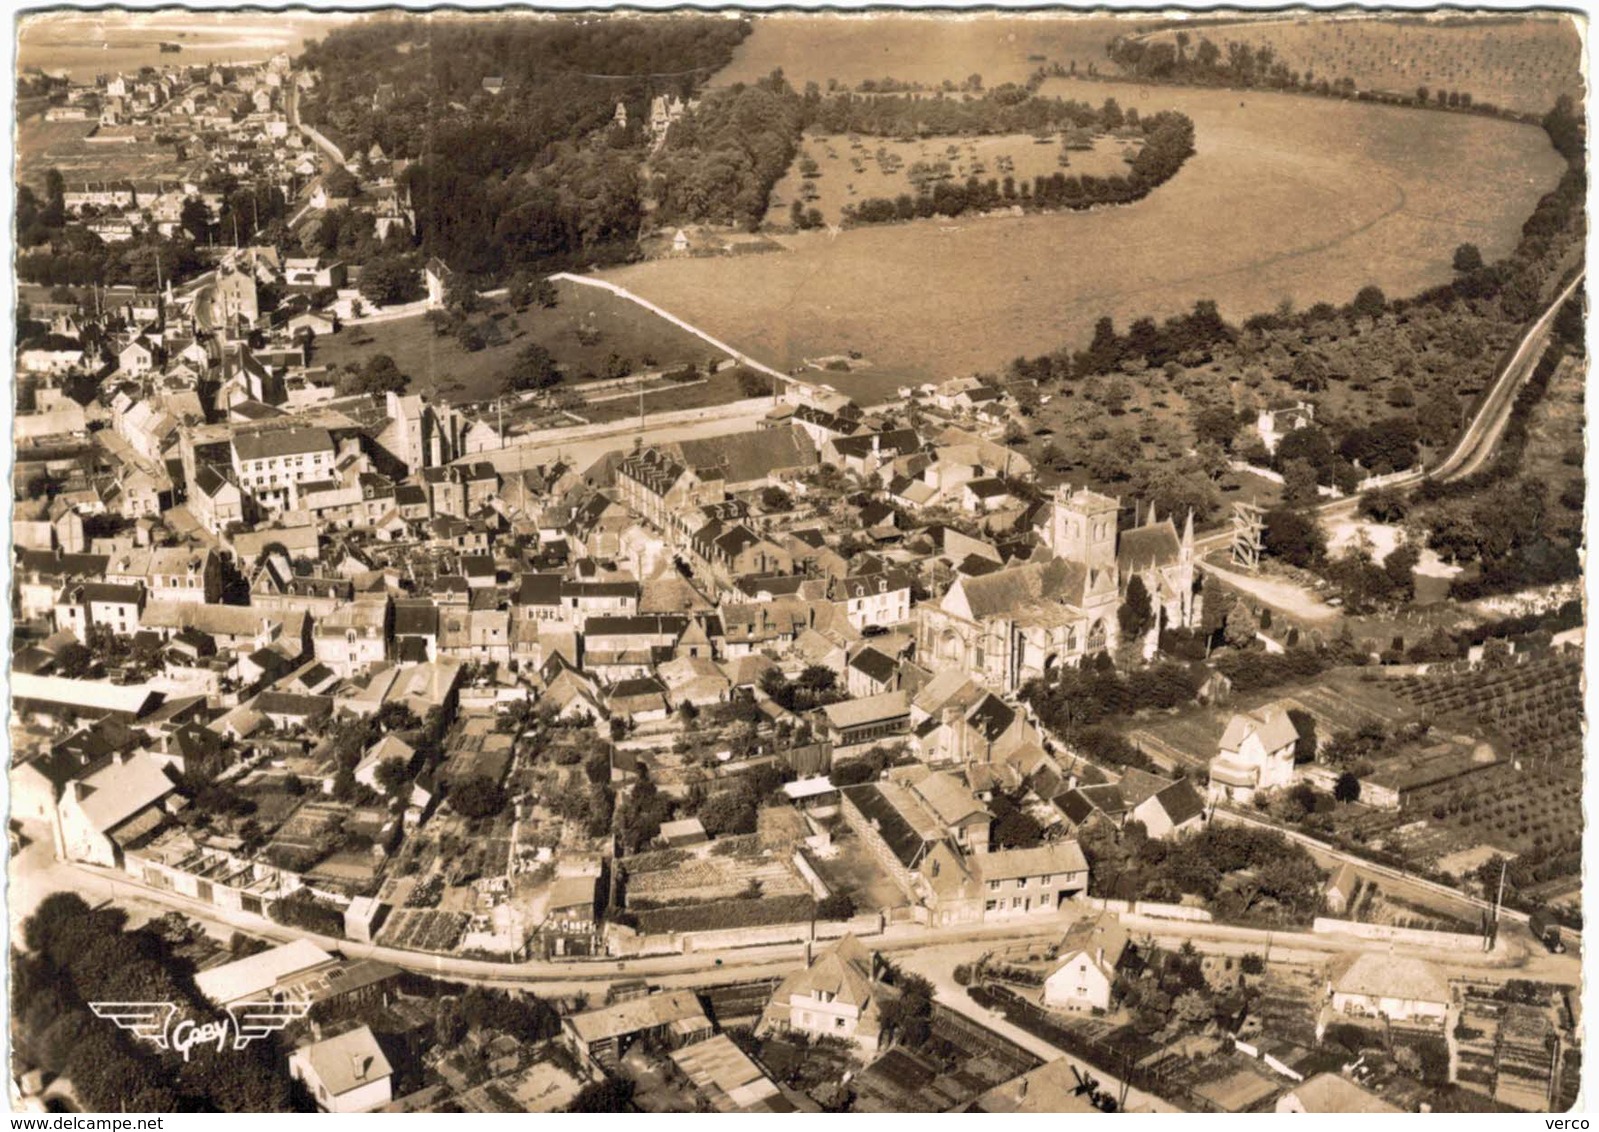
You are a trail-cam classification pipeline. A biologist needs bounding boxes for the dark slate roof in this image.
[193,464,229,497]
[584,615,688,638]
[255,691,333,717]
[81,582,144,605]
[849,647,898,685]
[609,676,667,699]
[841,782,934,870]
[967,694,1017,743]
[232,426,333,461]
[517,573,563,606]
[18,550,108,579]
[393,601,439,637]
[1153,779,1205,827]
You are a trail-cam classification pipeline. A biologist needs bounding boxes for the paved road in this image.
[1193,268,1586,564]
[18,820,1570,996]
[1432,269,1584,481]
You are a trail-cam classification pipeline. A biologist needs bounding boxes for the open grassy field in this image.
[1136,13,1583,117]
[311,278,722,406]
[577,368,755,425]
[713,13,1143,90]
[766,130,1135,228]
[15,114,192,189]
[604,80,1565,383]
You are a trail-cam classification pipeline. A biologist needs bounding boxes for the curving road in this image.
[1195,266,1586,560]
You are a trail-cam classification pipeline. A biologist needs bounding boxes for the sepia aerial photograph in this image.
[4,3,1589,1116]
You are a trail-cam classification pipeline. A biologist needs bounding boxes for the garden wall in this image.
[1311,917,1483,951]
[607,911,883,957]
[1082,897,1214,923]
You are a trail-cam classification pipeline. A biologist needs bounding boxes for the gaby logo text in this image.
[89,1000,311,1060]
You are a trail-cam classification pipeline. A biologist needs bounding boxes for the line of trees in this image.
[844,108,1194,227]
[1106,29,1535,121]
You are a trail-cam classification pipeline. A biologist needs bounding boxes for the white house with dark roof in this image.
[838,562,913,631]
[230,425,336,513]
[1207,704,1299,805]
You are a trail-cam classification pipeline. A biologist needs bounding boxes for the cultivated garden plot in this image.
[378,907,470,953]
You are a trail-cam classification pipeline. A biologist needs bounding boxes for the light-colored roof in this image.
[548,875,597,911]
[196,939,335,1005]
[658,817,707,842]
[782,776,836,800]
[774,935,876,1009]
[1330,953,1449,1005]
[910,770,989,827]
[909,668,980,716]
[1220,704,1299,755]
[11,672,161,717]
[1283,1073,1404,1114]
[668,1033,784,1113]
[72,752,177,832]
[979,840,1088,882]
[565,990,708,1044]
[1056,911,1131,971]
[141,601,303,640]
[970,1058,1101,1114]
[295,1024,392,1096]
[821,690,909,730]
[358,732,415,775]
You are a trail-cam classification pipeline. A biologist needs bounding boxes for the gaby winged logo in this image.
[90,999,311,1060]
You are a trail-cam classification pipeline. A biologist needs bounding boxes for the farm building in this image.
[1325,953,1449,1029]
[562,990,712,1070]
[670,1033,805,1112]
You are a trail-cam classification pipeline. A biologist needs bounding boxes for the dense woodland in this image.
[298,15,752,276]
[13,894,300,1111]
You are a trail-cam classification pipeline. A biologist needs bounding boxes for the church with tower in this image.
[917,486,1200,694]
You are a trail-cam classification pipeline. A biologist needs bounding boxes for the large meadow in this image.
[711,13,1144,89]
[1136,13,1583,117]
[608,78,1566,382]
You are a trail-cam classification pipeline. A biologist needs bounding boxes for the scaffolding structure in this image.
[1230,500,1264,571]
